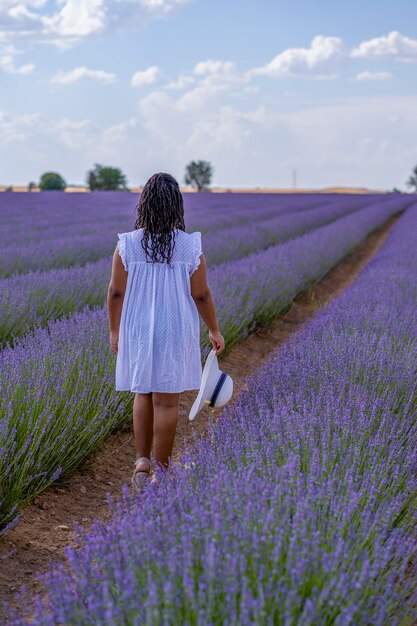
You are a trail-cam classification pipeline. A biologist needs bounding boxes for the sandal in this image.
[131,456,151,488]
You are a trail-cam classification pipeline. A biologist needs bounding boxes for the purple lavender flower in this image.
[1,200,417,624]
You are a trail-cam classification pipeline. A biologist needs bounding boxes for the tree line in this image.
[4,162,417,193]
[22,160,214,192]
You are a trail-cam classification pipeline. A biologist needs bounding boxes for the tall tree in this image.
[86,163,129,191]
[406,165,417,192]
[184,160,213,191]
[39,172,66,191]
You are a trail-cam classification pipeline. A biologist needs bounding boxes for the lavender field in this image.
[0,194,398,345]
[1,191,417,624]
[2,197,417,626]
[0,191,401,279]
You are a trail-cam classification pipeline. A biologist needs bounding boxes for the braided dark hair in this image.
[134,172,186,265]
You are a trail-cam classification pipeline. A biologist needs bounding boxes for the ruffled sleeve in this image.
[117,232,128,272]
[190,231,202,276]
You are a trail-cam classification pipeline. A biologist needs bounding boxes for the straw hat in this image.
[189,349,233,421]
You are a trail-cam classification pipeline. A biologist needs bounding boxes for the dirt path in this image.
[0,216,398,619]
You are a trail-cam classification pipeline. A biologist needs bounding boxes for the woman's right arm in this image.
[190,254,225,355]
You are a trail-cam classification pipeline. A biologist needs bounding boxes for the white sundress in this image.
[115,228,203,393]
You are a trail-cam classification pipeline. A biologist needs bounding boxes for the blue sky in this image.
[1,0,417,189]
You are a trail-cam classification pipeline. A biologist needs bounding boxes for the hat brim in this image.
[188,349,219,420]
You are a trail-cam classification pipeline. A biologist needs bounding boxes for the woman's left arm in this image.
[107,246,128,354]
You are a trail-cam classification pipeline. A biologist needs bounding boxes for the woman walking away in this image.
[107,172,225,488]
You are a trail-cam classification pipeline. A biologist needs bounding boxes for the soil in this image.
[0,215,398,621]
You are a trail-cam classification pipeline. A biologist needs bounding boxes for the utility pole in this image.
[292,169,297,190]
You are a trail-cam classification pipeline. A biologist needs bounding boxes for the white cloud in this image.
[353,71,393,81]
[163,73,195,89]
[141,0,191,12]
[351,31,417,62]
[134,87,417,189]
[131,65,161,87]
[136,87,253,168]
[43,0,106,38]
[50,66,117,84]
[2,95,417,189]
[52,117,96,148]
[8,2,45,22]
[102,117,137,143]
[193,59,236,75]
[0,110,146,184]
[248,35,345,78]
[174,81,227,112]
[0,0,193,50]
[262,97,417,186]
[0,111,97,148]
[0,43,34,74]
[171,58,245,113]
[1,0,48,7]
[0,111,44,144]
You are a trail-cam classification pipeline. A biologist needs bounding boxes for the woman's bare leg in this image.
[133,392,154,473]
[153,392,181,470]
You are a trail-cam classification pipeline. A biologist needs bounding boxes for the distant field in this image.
[0,185,387,194]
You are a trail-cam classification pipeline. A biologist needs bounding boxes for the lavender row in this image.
[0,197,410,535]
[0,192,322,248]
[208,195,413,351]
[0,195,379,345]
[5,206,417,624]
[0,191,330,248]
[0,193,385,275]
